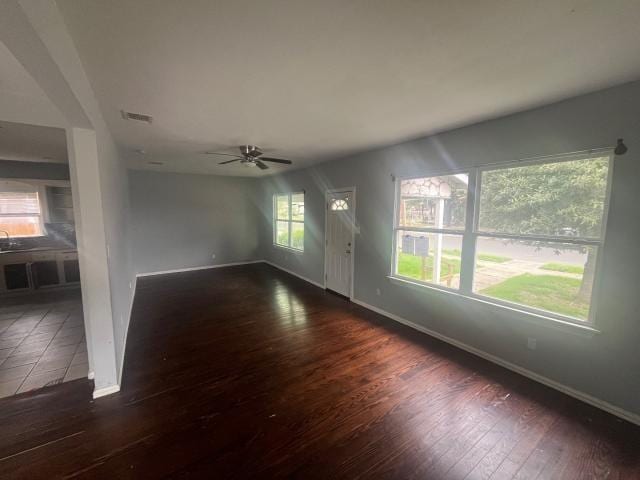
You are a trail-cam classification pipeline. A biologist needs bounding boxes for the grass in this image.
[540,262,584,274]
[277,229,304,249]
[443,249,511,263]
[397,252,461,283]
[480,273,589,319]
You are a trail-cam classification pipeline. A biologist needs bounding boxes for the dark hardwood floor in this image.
[0,263,639,479]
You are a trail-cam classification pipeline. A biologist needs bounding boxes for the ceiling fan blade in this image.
[247,149,263,158]
[204,151,242,157]
[255,160,269,170]
[259,157,292,165]
[218,158,242,165]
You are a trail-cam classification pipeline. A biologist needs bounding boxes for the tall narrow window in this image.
[274,192,304,251]
[0,184,43,237]
[392,153,612,325]
[394,174,469,289]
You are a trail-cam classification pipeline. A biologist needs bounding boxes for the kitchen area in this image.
[0,121,88,398]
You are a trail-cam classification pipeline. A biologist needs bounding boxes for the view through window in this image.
[274,192,304,251]
[0,188,43,238]
[393,155,611,323]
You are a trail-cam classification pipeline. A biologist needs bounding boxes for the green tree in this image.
[478,157,609,300]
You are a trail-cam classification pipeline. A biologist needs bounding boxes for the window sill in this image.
[387,275,601,337]
[273,244,304,255]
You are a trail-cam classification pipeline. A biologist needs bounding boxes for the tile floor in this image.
[0,289,87,398]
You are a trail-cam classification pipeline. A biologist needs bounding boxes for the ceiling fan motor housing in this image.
[240,145,262,157]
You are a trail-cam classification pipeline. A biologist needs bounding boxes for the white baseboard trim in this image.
[92,384,120,399]
[262,260,326,289]
[351,297,640,427]
[136,260,263,278]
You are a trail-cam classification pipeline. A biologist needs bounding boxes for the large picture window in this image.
[392,153,612,325]
[0,183,44,238]
[274,192,304,251]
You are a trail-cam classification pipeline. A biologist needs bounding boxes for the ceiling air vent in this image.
[121,110,153,124]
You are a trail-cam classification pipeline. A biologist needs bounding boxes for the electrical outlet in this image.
[527,337,537,350]
[212,253,216,260]
[376,288,381,296]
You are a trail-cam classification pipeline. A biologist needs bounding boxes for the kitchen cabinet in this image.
[32,260,60,287]
[0,249,79,293]
[4,263,30,290]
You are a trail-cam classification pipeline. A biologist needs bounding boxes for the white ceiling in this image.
[57,0,640,176]
[0,41,66,129]
[0,120,68,163]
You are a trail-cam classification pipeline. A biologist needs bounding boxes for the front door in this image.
[325,190,354,297]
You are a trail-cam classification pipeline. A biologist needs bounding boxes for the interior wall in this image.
[0,159,70,180]
[259,80,640,417]
[129,170,262,275]
[0,0,137,392]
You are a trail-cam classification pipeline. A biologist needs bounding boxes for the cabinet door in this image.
[4,264,30,290]
[63,259,81,283]
[32,261,60,287]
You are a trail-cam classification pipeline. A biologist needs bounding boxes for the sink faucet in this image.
[0,231,18,251]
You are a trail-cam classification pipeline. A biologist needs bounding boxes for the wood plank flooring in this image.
[0,263,639,479]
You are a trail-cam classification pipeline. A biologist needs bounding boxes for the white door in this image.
[325,190,354,297]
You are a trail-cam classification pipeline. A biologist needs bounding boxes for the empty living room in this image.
[1,1,640,478]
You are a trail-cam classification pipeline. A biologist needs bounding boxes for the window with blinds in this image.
[0,191,43,237]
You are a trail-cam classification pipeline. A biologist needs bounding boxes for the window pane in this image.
[0,192,40,215]
[399,174,468,230]
[478,157,609,239]
[0,216,42,237]
[473,237,597,321]
[291,193,304,221]
[330,199,348,211]
[276,195,290,220]
[395,231,462,289]
[276,221,289,246]
[291,222,304,250]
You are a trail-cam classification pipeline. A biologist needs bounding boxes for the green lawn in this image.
[480,273,588,319]
[397,252,460,283]
[540,262,584,274]
[443,249,511,263]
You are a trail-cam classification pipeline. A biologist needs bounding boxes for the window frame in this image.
[273,191,305,252]
[0,186,45,238]
[391,150,614,328]
[392,171,469,292]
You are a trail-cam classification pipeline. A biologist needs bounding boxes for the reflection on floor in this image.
[0,289,87,398]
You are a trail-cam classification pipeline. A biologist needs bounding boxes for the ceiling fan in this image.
[205,145,292,170]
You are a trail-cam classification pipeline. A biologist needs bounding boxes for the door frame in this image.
[324,187,357,300]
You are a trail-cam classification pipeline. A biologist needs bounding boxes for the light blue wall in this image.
[129,170,262,275]
[258,81,640,416]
